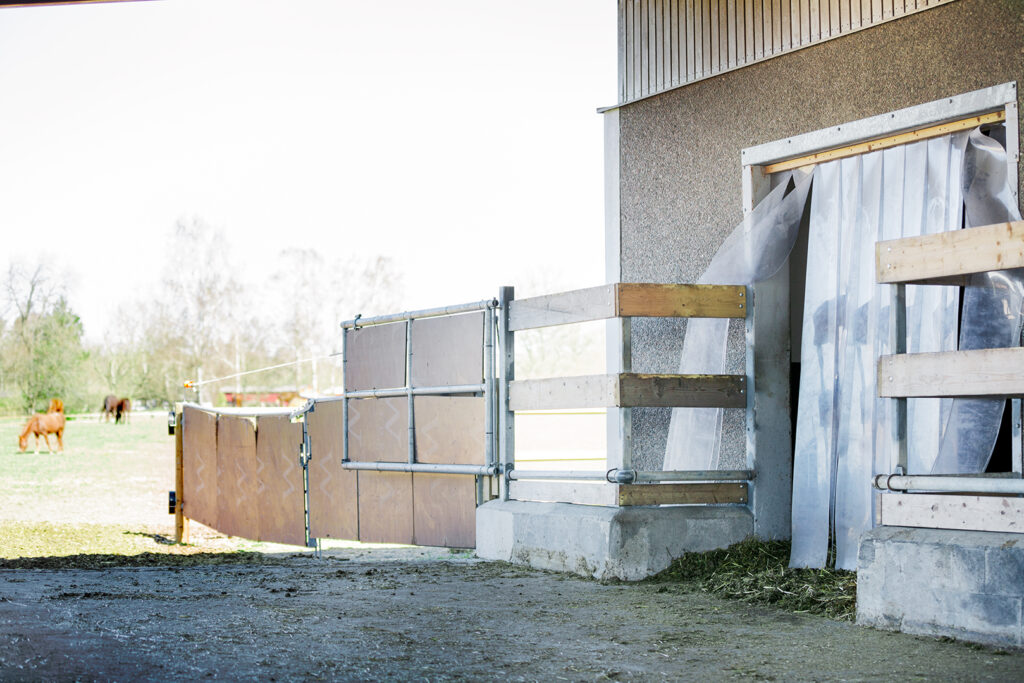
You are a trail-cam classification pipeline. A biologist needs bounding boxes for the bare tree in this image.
[268,249,403,391]
[159,217,241,401]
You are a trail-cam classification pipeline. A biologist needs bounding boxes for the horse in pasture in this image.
[18,398,66,454]
[100,395,117,421]
[115,397,131,424]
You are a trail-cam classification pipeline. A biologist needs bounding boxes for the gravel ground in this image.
[2,548,1023,682]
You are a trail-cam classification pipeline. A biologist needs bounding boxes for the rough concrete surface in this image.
[3,549,1024,682]
[477,500,752,581]
[858,526,1024,649]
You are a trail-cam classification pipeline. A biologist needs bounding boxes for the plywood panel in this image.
[876,216,1022,285]
[307,399,359,540]
[509,284,617,330]
[414,396,485,465]
[254,414,306,546]
[410,311,484,387]
[216,415,259,539]
[346,322,406,390]
[879,348,1024,398]
[509,373,747,410]
[618,482,749,505]
[182,406,218,530]
[357,471,414,544]
[509,480,619,506]
[617,283,747,318]
[413,473,476,548]
[348,397,407,462]
[879,493,1024,533]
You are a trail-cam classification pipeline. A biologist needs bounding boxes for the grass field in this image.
[0,411,276,563]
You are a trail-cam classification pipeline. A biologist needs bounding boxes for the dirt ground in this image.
[2,547,1024,682]
[2,415,1024,680]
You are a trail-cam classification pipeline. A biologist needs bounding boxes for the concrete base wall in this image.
[857,527,1024,649]
[476,500,753,581]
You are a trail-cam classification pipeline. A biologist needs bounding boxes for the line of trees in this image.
[1,217,604,416]
[0,217,404,415]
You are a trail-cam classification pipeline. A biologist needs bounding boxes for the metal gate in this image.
[175,297,498,548]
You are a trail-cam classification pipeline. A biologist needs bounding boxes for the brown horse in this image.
[18,399,66,453]
[101,394,117,422]
[115,397,131,424]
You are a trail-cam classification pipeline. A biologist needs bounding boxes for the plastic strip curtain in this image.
[791,130,1023,569]
[663,172,813,470]
[791,134,966,569]
[931,130,1024,474]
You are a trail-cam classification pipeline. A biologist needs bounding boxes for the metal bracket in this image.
[607,468,637,484]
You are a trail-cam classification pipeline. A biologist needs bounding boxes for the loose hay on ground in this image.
[650,537,858,621]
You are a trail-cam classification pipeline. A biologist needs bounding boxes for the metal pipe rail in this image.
[345,383,484,399]
[507,469,755,483]
[340,299,498,329]
[873,473,1024,496]
[342,461,498,476]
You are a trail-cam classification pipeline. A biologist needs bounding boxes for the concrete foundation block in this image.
[475,500,753,581]
[857,527,1024,649]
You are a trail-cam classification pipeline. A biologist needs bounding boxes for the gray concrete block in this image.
[476,500,753,581]
[858,526,1024,649]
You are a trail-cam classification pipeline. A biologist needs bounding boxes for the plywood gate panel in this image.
[307,400,359,540]
[182,406,218,530]
[414,396,485,465]
[413,473,476,548]
[254,415,306,546]
[346,322,406,390]
[348,397,407,462]
[216,415,259,540]
[410,311,484,386]
[357,471,414,544]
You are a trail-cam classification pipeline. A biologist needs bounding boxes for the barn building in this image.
[478,0,1024,649]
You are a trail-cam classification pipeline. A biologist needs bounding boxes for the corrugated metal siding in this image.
[618,0,957,104]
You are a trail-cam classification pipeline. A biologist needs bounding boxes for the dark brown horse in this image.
[115,397,131,424]
[19,399,66,453]
[101,394,117,422]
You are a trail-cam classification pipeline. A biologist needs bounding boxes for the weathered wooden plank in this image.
[508,284,617,331]
[765,111,1006,174]
[619,373,746,408]
[509,373,746,411]
[509,283,747,331]
[878,492,1024,533]
[618,482,748,506]
[616,283,747,318]
[876,220,1024,285]
[509,480,618,506]
[510,375,617,411]
[879,348,1024,399]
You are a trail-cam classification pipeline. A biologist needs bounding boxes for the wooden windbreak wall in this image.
[181,405,306,546]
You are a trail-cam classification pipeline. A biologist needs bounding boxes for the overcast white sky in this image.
[0,0,616,342]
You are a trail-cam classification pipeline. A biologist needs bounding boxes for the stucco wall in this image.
[616,0,1024,470]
